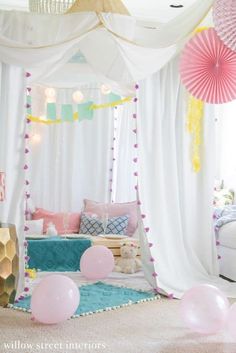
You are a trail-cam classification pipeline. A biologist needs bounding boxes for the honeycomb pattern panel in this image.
[0,258,12,279]
[0,243,4,261]
[6,240,16,260]
[0,231,10,245]
[0,225,19,307]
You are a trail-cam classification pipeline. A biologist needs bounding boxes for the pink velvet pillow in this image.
[83,199,138,236]
[32,208,81,234]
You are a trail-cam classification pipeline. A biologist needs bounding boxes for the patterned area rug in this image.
[8,282,158,318]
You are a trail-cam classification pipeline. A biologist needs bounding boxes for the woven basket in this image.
[29,0,76,14]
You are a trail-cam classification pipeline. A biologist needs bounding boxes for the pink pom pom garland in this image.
[15,71,33,303]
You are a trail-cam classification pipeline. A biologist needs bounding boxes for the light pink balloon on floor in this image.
[80,245,115,280]
[180,284,229,335]
[31,275,80,324]
[226,303,236,340]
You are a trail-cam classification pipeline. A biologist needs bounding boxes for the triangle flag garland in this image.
[77,101,94,121]
[47,103,57,120]
[27,91,131,124]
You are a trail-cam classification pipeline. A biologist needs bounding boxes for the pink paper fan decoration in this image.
[213,0,236,52]
[179,28,236,104]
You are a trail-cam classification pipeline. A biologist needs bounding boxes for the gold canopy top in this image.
[67,0,130,15]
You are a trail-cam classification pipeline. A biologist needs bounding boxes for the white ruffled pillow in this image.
[25,219,44,235]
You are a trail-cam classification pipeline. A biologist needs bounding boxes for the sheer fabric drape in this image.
[135,59,236,297]
[29,85,115,211]
[0,63,25,295]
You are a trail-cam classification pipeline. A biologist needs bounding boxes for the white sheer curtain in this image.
[215,102,236,193]
[29,85,115,211]
[112,103,136,203]
[0,63,25,295]
[134,58,236,297]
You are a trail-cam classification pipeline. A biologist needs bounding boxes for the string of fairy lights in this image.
[44,84,114,104]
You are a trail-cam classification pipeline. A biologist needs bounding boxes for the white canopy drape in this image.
[0,0,213,85]
[3,0,235,298]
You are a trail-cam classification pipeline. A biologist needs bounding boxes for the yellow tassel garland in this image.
[187,96,204,173]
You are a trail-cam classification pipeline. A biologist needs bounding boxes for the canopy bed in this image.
[1,0,236,309]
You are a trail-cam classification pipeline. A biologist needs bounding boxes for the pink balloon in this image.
[226,303,236,340]
[31,275,80,324]
[80,245,115,280]
[181,284,229,334]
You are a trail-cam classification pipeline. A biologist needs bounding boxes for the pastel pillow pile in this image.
[32,208,81,234]
[25,219,44,235]
[83,199,138,237]
[29,200,138,237]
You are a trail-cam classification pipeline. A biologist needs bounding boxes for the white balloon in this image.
[101,84,111,95]
[73,90,84,103]
[45,88,56,99]
[31,134,42,144]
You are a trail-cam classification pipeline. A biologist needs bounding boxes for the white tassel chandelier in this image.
[29,0,76,14]
[29,0,130,15]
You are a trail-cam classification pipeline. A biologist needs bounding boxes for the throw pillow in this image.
[32,208,81,234]
[25,219,44,235]
[83,199,137,236]
[79,214,129,236]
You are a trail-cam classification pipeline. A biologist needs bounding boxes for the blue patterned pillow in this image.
[79,214,129,236]
[106,216,129,235]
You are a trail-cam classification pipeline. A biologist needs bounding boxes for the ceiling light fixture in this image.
[170,4,184,8]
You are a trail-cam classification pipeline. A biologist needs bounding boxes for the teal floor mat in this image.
[8,282,158,318]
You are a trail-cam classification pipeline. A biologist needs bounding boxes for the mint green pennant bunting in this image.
[61,104,73,121]
[77,101,94,121]
[27,95,32,115]
[47,103,57,120]
[108,93,121,103]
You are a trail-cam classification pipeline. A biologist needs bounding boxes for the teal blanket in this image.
[27,237,91,272]
[10,282,157,317]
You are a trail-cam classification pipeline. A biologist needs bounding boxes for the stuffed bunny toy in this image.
[115,242,142,274]
[46,222,58,236]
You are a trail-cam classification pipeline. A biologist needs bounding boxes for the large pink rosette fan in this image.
[179,28,236,104]
[213,0,236,52]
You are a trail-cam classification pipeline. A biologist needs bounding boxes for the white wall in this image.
[215,101,236,193]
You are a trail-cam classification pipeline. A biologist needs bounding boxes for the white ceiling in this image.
[124,0,197,21]
[0,0,28,10]
[0,0,198,21]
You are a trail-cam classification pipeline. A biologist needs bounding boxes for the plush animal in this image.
[114,242,142,274]
[46,222,58,236]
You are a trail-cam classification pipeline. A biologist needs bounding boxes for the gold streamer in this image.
[194,26,210,35]
[90,96,132,110]
[187,96,204,173]
[185,27,208,173]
